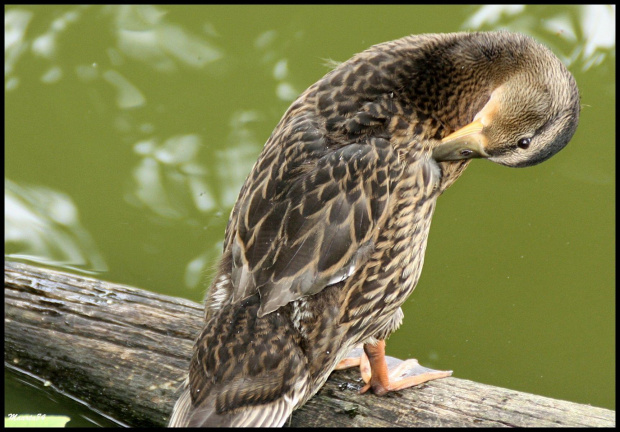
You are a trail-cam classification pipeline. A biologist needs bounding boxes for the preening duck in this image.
[169,30,579,427]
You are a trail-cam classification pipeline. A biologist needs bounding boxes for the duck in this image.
[168,30,580,427]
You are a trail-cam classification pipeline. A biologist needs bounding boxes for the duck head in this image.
[433,35,580,168]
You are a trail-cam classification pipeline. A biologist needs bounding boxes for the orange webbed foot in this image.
[338,341,452,395]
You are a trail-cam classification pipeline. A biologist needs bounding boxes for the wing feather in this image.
[228,129,400,316]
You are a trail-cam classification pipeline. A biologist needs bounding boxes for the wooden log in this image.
[4,261,615,427]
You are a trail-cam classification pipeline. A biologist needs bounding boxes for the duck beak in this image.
[433,119,490,162]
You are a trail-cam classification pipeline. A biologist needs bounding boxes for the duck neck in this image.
[368,32,528,139]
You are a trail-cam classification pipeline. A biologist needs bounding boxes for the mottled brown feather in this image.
[169,30,579,427]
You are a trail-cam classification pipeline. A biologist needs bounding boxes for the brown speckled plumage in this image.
[169,31,579,427]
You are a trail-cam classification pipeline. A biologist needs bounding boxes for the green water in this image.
[5,5,615,426]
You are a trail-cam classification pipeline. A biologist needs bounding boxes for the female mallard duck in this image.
[169,31,579,427]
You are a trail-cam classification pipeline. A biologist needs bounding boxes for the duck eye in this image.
[460,149,473,157]
[517,138,531,149]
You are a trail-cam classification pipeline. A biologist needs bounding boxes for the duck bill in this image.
[433,119,490,162]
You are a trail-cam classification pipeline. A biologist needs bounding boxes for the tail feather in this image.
[168,381,298,427]
[168,295,309,427]
[168,380,191,427]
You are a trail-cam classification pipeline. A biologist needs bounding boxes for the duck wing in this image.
[229,131,401,317]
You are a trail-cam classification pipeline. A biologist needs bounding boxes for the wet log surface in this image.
[4,261,615,427]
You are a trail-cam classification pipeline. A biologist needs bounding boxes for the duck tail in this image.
[168,380,300,427]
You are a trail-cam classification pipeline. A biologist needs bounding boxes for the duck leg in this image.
[360,340,452,395]
[335,341,452,395]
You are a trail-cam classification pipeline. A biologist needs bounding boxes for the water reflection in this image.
[254,29,301,101]
[579,5,616,70]
[127,115,261,220]
[464,4,615,70]
[5,8,33,91]
[4,179,107,273]
[5,5,222,93]
[464,5,525,28]
[5,6,90,91]
[102,70,146,109]
[129,134,213,219]
[6,5,284,289]
[219,110,266,206]
[124,108,268,288]
[108,5,222,72]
